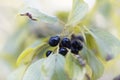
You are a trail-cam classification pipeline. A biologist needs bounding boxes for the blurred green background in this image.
[0,0,120,80]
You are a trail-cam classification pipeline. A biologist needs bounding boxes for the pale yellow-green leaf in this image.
[16,48,34,66]
[16,43,48,66]
[20,7,59,24]
[41,54,68,80]
[7,65,27,80]
[111,11,120,36]
[66,0,88,26]
[2,26,29,55]
[85,27,120,61]
[23,59,45,80]
[19,54,68,80]
[81,46,104,80]
[65,53,86,80]
[98,1,111,18]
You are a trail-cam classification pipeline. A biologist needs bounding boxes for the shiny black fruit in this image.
[60,38,71,48]
[59,47,68,56]
[71,47,79,54]
[48,36,60,47]
[46,50,52,57]
[71,40,83,50]
[76,35,84,42]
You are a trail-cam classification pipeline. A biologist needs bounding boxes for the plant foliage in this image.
[7,0,120,80]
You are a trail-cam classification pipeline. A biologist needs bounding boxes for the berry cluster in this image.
[46,34,84,57]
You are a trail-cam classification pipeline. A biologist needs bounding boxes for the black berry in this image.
[46,50,52,57]
[60,38,71,49]
[71,40,83,51]
[59,47,68,56]
[71,47,79,54]
[48,36,60,47]
[76,35,84,42]
[71,34,84,42]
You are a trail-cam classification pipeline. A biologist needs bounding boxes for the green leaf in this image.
[2,26,29,56]
[65,53,86,80]
[20,7,59,24]
[23,59,45,80]
[1,26,30,66]
[7,65,27,80]
[66,0,88,26]
[23,54,67,80]
[99,1,111,18]
[16,48,34,66]
[81,46,104,80]
[16,42,49,66]
[86,27,120,61]
[41,54,68,80]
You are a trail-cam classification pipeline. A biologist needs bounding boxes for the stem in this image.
[60,25,69,37]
